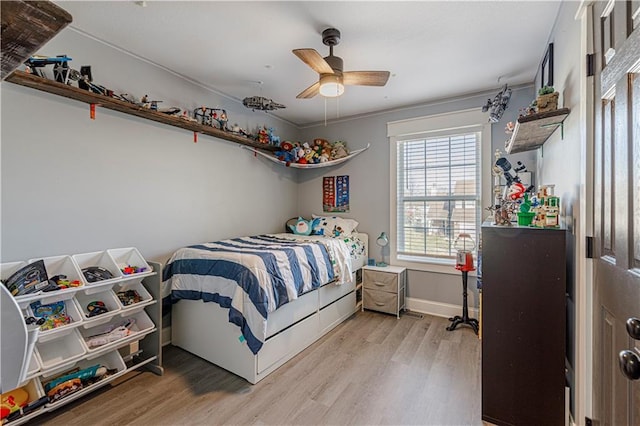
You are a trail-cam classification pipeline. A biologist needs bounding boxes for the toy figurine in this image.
[24,55,72,82]
[256,127,269,144]
[489,149,536,225]
[242,96,286,111]
[193,107,228,131]
[482,84,512,123]
[267,127,281,146]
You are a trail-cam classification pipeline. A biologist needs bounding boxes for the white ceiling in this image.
[55,1,562,126]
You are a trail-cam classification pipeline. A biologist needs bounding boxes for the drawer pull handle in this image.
[375,302,385,306]
[374,282,385,286]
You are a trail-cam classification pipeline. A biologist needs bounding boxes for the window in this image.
[388,109,491,273]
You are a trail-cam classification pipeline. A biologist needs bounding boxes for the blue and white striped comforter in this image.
[163,234,353,354]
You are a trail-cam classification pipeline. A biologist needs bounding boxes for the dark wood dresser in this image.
[481,223,567,426]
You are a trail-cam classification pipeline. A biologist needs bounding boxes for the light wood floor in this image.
[36,311,482,425]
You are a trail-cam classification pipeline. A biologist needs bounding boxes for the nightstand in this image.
[362,265,406,318]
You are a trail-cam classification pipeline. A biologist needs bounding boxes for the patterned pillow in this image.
[341,234,367,258]
[311,214,359,237]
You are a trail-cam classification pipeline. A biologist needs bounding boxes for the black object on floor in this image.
[446,270,478,334]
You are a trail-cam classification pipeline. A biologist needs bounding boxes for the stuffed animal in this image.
[291,142,307,163]
[331,141,349,160]
[312,140,324,159]
[268,127,281,146]
[302,143,319,163]
[288,217,320,236]
[275,141,296,165]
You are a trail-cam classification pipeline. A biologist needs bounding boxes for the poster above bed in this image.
[323,175,349,212]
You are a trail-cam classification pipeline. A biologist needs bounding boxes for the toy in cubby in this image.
[2,258,82,298]
[113,279,153,311]
[73,251,122,287]
[74,289,121,323]
[107,248,152,279]
[1,379,47,422]
[120,265,148,275]
[78,310,154,352]
[29,300,72,331]
[40,351,126,405]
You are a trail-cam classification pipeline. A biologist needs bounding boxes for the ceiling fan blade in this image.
[296,81,320,99]
[343,71,390,86]
[292,49,334,74]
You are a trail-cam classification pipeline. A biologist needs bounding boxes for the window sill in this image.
[393,255,478,277]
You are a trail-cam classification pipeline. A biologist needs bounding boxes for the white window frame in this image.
[388,108,492,275]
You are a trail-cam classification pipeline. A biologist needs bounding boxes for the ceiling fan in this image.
[293,28,390,99]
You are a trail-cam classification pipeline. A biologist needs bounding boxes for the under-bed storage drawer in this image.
[319,279,355,308]
[363,287,400,315]
[257,312,319,374]
[265,289,317,338]
[319,292,356,334]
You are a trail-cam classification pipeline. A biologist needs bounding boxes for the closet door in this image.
[591,1,640,425]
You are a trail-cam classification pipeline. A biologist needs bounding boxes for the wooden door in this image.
[592,1,640,425]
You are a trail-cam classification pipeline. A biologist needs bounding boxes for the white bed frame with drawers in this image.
[171,233,368,384]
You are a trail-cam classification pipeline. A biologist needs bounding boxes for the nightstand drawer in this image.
[363,287,398,315]
[363,270,398,292]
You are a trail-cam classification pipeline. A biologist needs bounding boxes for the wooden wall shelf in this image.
[505,108,570,154]
[5,70,278,152]
[1,1,72,80]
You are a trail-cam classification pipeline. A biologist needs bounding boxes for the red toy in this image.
[454,233,476,272]
[1,387,29,419]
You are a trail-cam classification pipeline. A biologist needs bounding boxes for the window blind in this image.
[396,131,480,260]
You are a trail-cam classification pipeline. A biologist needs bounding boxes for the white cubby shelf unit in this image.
[0,248,163,425]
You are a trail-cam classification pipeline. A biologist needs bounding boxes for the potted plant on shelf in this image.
[536,85,559,113]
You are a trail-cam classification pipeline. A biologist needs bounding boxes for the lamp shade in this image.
[319,74,344,97]
[376,232,389,247]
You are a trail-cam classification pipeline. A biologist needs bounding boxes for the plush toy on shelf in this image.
[274,141,296,165]
[331,141,349,159]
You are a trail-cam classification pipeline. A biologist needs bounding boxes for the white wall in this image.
[296,86,536,309]
[1,28,299,265]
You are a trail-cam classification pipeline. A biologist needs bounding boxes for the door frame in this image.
[576,1,596,424]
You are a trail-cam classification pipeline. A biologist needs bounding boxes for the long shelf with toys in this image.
[4,70,279,153]
[1,249,163,425]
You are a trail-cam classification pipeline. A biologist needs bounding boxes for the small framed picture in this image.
[540,43,554,89]
[367,258,376,266]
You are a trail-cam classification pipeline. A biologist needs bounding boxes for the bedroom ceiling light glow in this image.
[319,74,344,97]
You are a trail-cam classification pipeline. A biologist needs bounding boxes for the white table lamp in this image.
[376,232,389,267]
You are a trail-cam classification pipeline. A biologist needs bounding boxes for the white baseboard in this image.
[406,297,478,319]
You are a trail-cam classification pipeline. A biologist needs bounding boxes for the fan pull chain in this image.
[324,97,327,127]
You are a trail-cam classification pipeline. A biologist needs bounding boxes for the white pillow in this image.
[312,214,359,237]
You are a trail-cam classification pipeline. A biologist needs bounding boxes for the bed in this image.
[164,218,367,384]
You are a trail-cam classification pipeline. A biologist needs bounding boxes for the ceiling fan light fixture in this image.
[319,74,344,97]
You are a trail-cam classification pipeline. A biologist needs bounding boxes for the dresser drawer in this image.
[363,287,398,315]
[363,270,398,292]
